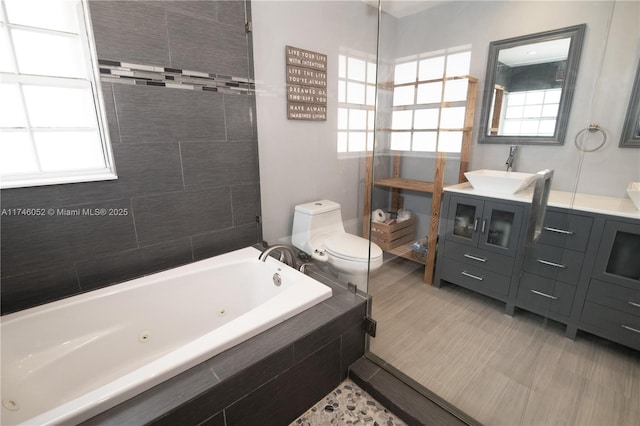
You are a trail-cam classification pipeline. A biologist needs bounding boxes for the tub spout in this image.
[258,244,297,267]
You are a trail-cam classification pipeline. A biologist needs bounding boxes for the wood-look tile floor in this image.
[369,258,640,426]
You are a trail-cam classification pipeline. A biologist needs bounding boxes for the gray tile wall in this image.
[0,0,261,314]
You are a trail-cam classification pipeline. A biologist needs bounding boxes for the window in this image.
[390,50,471,153]
[337,54,376,153]
[0,0,115,189]
[500,88,560,136]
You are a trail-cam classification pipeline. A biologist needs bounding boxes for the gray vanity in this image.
[434,184,640,351]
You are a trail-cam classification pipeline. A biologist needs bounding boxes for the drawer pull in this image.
[543,227,575,235]
[530,289,558,300]
[464,253,487,263]
[629,301,640,309]
[537,259,566,269]
[461,271,484,281]
[621,324,640,334]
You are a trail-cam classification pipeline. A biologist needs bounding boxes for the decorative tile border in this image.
[99,59,255,95]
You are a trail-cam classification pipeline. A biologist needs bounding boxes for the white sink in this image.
[627,182,640,210]
[464,169,537,194]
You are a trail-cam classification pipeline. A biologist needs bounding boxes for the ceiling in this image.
[362,0,448,18]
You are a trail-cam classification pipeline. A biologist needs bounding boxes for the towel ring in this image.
[574,123,607,152]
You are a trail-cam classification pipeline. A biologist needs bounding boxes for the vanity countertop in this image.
[445,182,640,220]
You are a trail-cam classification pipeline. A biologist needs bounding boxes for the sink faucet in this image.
[506,145,518,172]
[258,244,297,267]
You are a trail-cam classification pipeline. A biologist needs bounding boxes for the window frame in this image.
[0,0,117,189]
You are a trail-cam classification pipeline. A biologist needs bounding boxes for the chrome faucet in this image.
[506,145,518,172]
[258,244,297,267]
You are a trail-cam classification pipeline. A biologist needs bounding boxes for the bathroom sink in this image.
[464,169,537,194]
[627,182,640,210]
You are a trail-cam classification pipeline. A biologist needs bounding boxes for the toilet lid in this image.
[324,233,383,262]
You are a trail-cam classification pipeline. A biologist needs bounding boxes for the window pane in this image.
[349,132,366,152]
[367,111,375,130]
[416,82,442,104]
[337,132,348,153]
[444,79,468,102]
[34,131,106,171]
[545,89,562,103]
[446,51,471,76]
[347,81,365,104]
[542,104,559,117]
[526,91,544,105]
[367,62,376,84]
[366,84,376,106]
[413,109,439,129]
[392,110,413,130]
[0,84,27,128]
[338,108,348,129]
[539,119,556,135]
[439,107,465,129]
[521,120,539,134]
[0,132,39,174]
[390,132,410,151]
[438,131,462,152]
[394,62,416,85]
[503,120,522,135]
[338,80,346,103]
[412,131,437,152]
[393,85,414,106]
[419,56,445,81]
[5,0,80,33]
[338,55,346,79]
[508,92,526,106]
[348,58,366,82]
[0,29,15,73]
[523,105,542,118]
[367,132,374,151]
[349,109,367,130]
[23,85,97,128]
[12,29,87,78]
[506,106,523,119]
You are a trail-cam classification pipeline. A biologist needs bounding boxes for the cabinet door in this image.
[445,195,483,248]
[592,220,640,288]
[477,200,523,256]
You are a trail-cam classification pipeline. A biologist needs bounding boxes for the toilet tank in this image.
[292,200,346,254]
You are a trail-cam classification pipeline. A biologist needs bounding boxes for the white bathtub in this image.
[0,246,332,425]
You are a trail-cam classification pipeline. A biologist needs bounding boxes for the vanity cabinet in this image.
[514,209,593,323]
[437,193,524,301]
[435,188,640,351]
[579,219,640,350]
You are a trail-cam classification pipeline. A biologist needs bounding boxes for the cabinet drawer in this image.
[523,244,584,285]
[443,241,514,277]
[586,278,640,317]
[537,210,593,252]
[440,258,511,299]
[516,272,575,318]
[581,301,640,350]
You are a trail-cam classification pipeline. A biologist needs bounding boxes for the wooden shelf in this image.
[374,178,435,193]
[386,243,426,265]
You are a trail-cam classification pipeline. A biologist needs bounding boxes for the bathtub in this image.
[0,246,332,425]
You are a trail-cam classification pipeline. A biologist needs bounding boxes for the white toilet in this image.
[292,200,383,292]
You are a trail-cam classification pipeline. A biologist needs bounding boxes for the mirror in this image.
[479,24,586,145]
[620,61,640,147]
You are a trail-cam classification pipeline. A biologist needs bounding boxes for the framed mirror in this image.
[620,61,640,147]
[479,24,586,145]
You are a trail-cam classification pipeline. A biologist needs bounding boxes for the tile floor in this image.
[291,379,407,426]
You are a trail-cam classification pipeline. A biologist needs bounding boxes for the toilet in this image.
[292,200,383,292]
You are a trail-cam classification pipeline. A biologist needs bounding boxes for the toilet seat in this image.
[324,233,383,263]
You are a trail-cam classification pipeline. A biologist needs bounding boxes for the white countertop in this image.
[445,183,640,220]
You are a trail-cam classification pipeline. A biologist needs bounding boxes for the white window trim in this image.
[0,0,117,189]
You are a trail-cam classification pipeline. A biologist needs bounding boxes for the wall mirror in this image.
[620,61,640,147]
[479,24,586,145]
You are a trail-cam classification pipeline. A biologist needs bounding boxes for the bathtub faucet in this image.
[258,244,297,267]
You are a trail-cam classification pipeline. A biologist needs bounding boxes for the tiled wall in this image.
[0,1,261,314]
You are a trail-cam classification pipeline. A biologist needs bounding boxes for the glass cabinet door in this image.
[593,220,640,286]
[478,200,524,256]
[447,195,483,247]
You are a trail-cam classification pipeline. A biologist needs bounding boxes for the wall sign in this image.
[286,46,327,121]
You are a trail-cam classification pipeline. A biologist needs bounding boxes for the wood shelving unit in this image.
[363,75,478,285]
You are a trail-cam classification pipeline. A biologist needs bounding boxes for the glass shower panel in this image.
[366,1,638,425]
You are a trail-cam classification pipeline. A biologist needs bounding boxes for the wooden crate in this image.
[370,216,416,251]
